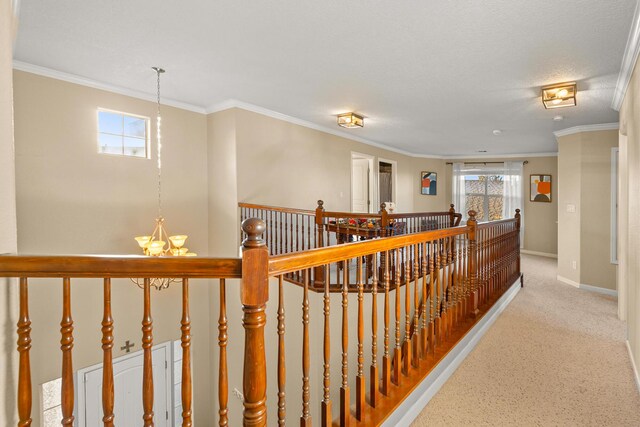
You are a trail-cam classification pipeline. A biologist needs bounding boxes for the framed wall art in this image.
[530,174,552,202]
[421,171,437,195]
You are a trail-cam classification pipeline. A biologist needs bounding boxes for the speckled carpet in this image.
[411,254,640,427]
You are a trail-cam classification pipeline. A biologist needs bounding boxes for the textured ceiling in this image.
[13,0,636,156]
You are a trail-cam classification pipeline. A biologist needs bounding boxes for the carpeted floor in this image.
[411,254,640,427]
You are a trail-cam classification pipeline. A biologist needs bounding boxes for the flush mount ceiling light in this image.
[337,112,364,128]
[542,82,577,109]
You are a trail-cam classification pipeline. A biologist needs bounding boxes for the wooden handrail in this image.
[0,255,242,278]
[269,226,469,276]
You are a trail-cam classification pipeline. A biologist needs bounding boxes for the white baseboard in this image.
[579,283,618,297]
[384,276,522,427]
[556,276,618,296]
[557,275,580,288]
[627,340,640,393]
[521,249,558,258]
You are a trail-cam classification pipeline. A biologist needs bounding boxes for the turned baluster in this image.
[412,244,420,366]
[340,257,350,426]
[420,243,428,358]
[402,246,411,376]
[381,251,391,396]
[434,241,442,343]
[428,241,436,352]
[301,270,311,426]
[321,264,331,426]
[356,257,365,421]
[102,278,115,426]
[60,278,74,426]
[17,277,32,427]
[277,276,286,426]
[141,278,154,426]
[467,211,479,317]
[393,249,401,385]
[219,279,228,426]
[241,218,269,426]
[180,279,193,426]
[370,253,379,408]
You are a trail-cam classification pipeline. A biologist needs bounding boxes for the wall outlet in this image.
[339,191,344,198]
[233,387,245,402]
[566,204,576,213]
[571,260,577,270]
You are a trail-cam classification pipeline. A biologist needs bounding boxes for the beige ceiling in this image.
[13,0,636,156]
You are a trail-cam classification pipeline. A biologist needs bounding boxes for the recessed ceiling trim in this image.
[553,122,619,138]
[12,60,208,114]
[206,99,445,159]
[612,1,640,111]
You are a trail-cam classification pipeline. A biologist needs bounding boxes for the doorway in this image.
[76,342,172,426]
[351,153,375,213]
[378,158,397,212]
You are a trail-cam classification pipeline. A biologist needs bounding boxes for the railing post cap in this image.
[317,200,324,208]
[242,218,266,248]
[380,202,387,211]
[515,208,521,215]
[468,210,477,221]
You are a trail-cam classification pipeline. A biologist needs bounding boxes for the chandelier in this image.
[133,67,195,290]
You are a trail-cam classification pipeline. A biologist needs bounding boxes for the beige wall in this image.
[445,156,559,255]
[0,0,18,424]
[619,52,640,388]
[232,108,449,215]
[557,130,618,290]
[557,136,582,283]
[13,71,214,424]
[579,130,618,289]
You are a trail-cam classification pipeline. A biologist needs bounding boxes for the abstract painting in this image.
[421,171,437,195]
[530,174,552,202]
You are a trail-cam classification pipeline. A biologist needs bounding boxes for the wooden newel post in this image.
[314,200,326,286]
[379,203,389,237]
[241,218,270,427]
[467,210,480,317]
[515,209,522,287]
[449,204,456,227]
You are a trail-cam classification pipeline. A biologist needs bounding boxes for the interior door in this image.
[82,346,170,426]
[352,158,370,213]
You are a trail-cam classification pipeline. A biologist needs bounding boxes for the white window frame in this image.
[97,108,150,159]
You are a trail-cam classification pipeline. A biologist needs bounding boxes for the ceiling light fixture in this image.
[492,129,502,135]
[133,67,195,290]
[337,112,364,128]
[542,82,577,109]
[553,115,564,121]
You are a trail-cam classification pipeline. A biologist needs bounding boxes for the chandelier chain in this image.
[156,68,163,218]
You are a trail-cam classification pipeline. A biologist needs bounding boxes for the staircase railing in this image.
[0,209,521,426]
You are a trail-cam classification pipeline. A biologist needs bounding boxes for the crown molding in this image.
[553,123,619,138]
[444,152,558,160]
[206,99,446,158]
[12,60,207,114]
[12,61,563,159]
[612,1,640,111]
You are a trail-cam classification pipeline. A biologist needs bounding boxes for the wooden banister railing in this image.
[2,210,521,426]
[239,202,316,256]
[0,255,242,427]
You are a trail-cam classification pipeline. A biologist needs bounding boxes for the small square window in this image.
[98,109,149,158]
